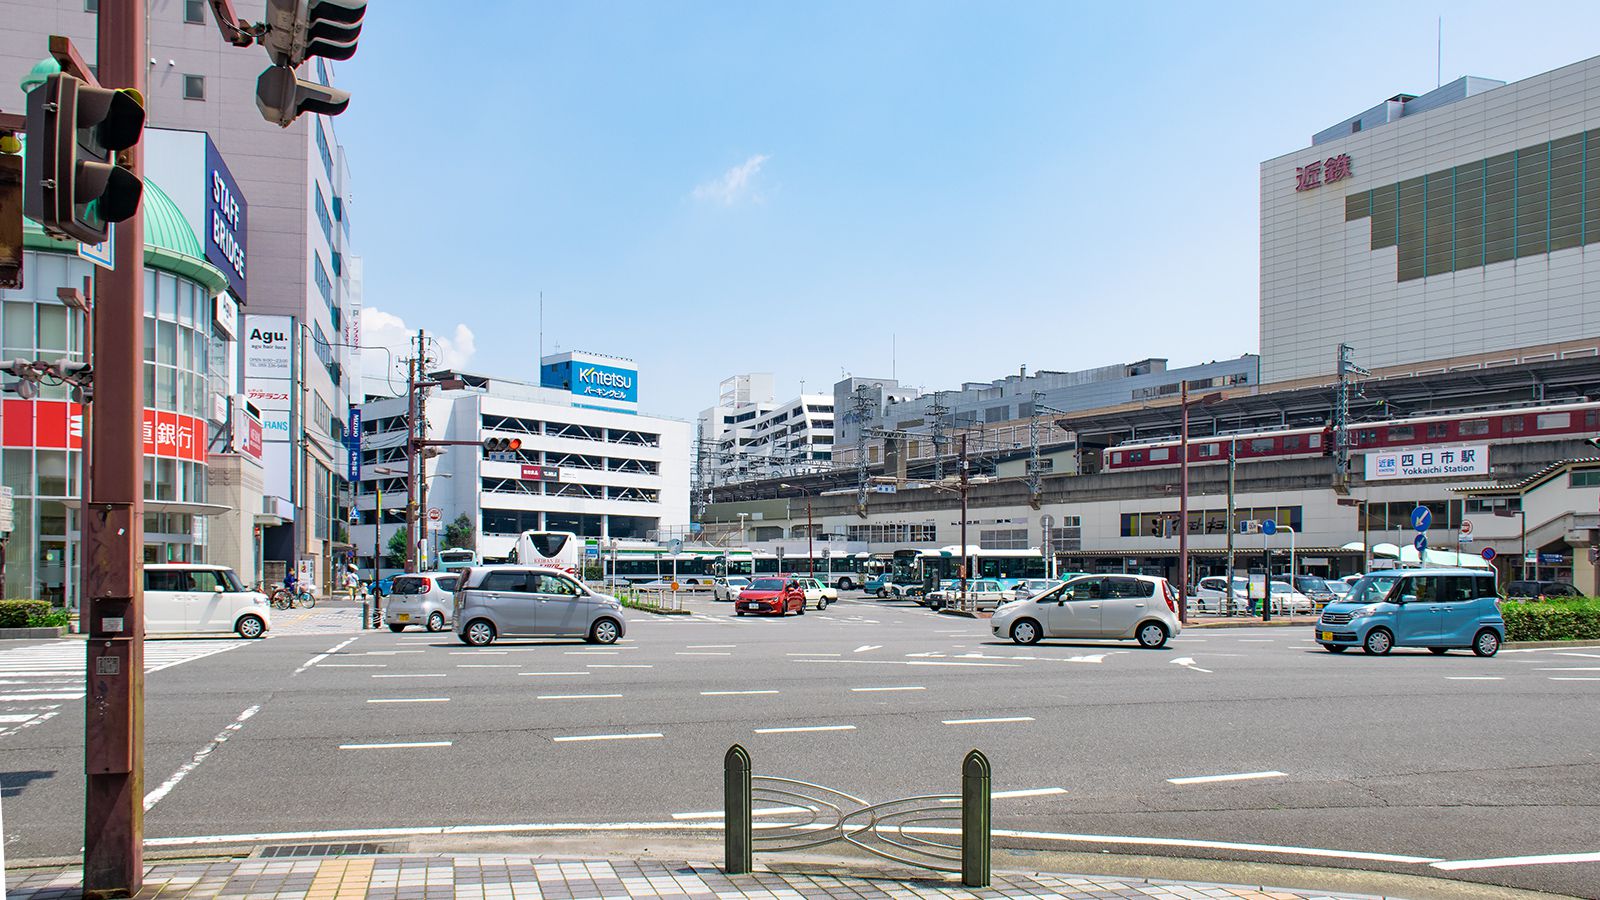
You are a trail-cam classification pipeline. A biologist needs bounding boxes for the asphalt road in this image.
[2,594,1597,897]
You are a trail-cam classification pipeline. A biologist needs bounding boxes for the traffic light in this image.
[483,437,522,461]
[23,73,145,243]
[255,0,365,127]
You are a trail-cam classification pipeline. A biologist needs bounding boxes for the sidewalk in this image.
[5,853,1379,900]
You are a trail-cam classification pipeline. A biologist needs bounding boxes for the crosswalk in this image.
[0,639,252,738]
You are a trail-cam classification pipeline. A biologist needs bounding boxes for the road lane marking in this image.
[537,693,623,700]
[365,650,424,655]
[676,652,731,656]
[587,664,653,668]
[144,705,260,811]
[339,741,453,750]
[1548,676,1600,681]
[942,717,1033,725]
[450,650,507,655]
[851,686,924,693]
[938,787,1067,802]
[1555,652,1600,659]
[372,673,448,678]
[1534,666,1600,671]
[1431,850,1600,870]
[552,732,663,743]
[1446,676,1504,680]
[702,690,779,696]
[456,664,519,668]
[753,724,855,734]
[368,698,450,704]
[1171,657,1213,674]
[672,806,807,820]
[687,644,736,649]
[317,663,385,668]
[565,651,618,655]
[787,652,840,657]
[520,671,589,676]
[854,645,882,653]
[293,636,359,676]
[1167,771,1286,785]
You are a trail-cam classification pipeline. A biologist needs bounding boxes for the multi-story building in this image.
[1,0,363,590]
[698,374,836,484]
[352,368,691,576]
[1260,55,1600,386]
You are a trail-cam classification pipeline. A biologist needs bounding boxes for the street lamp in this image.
[1178,383,1223,624]
[736,512,750,544]
[780,483,814,578]
[1494,505,1527,582]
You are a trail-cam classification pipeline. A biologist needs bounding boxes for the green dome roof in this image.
[17,144,230,295]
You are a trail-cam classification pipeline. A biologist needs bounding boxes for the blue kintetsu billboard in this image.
[542,359,638,404]
[204,137,248,302]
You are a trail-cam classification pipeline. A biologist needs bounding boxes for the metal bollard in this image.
[361,602,369,629]
[724,744,752,874]
[961,749,991,888]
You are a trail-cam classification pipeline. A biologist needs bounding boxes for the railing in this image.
[723,744,991,887]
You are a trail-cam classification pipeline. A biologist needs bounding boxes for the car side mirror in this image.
[214,585,225,593]
[1399,594,1417,604]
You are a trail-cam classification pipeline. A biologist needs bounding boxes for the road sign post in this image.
[1412,505,1431,566]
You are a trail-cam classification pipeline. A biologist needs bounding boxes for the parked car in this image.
[1004,579,1061,602]
[143,564,272,638]
[926,579,1009,611]
[991,574,1181,649]
[1192,576,1248,614]
[791,576,838,609]
[1315,568,1504,656]
[453,566,626,647]
[864,574,895,598]
[1326,580,1351,600]
[735,577,807,617]
[1292,575,1338,609]
[711,576,751,602]
[384,572,460,632]
[1506,580,1582,600]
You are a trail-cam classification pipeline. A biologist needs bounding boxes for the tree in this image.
[385,527,410,569]
[443,514,475,552]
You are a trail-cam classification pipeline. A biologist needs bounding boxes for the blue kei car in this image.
[1315,568,1505,657]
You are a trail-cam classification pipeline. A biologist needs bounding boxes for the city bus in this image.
[913,546,1048,590]
[437,548,478,572]
[605,545,756,585]
[509,530,582,573]
[749,550,873,589]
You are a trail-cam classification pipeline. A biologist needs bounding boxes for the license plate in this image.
[399,614,411,622]
[744,603,760,610]
[1320,630,1333,641]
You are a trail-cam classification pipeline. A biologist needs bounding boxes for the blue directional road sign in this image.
[1261,519,1277,536]
[1411,505,1432,531]
[1414,533,1429,552]
[1481,547,1497,562]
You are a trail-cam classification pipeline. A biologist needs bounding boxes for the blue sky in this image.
[337,1,1600,420]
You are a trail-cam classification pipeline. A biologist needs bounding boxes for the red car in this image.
[735,577,807,617]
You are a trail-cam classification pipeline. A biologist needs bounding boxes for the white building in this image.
[1260,56,1600,386]
[698,374,835,484]
[352,373,691,574]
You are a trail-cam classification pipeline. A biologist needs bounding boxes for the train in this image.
[1102,400,1600,471]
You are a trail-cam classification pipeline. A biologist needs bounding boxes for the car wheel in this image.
[463,619,496,647]
[236,615,265,639]
[1363,627,1393,656]
[736,609,746,616]
[387,623,406,633]
[1473,629,1501,657]
[1011,619,1042,645]
[589,618,621,645]
[427,611,446,633]
[1136,621,1168,649]
[876,588,887,599]
[1429,646,1449,655]
[796,603,806,616]
[1323,644,1347,653]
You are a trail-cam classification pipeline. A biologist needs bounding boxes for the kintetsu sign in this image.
[1296,153,1353,191]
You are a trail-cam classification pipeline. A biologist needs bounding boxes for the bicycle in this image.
[269,587,317,609]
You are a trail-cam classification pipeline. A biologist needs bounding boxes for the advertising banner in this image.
[205,136,248,301]
[0,399,206,462]
[244,316,294,378]
[347,407,362,482]
[1365,444,1490,481]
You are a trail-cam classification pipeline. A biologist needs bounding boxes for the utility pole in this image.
[82,5,147,893]
[959,432,970,609]
[852,386,875,518]
[1178,381,1191,624]
[1026,391,1043,509]
[404,333,419,572]
[930,390,949,481]
[1333,344,1369,491]
[414,330,433,572]
[1225,437,1236,604]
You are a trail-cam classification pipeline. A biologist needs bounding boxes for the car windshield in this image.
[218,569,246,592]
[1296,577,1329,592]
[1327,582,1350,594]
[391,577,428,595]
[749,579,786,591]
[1344,574,1399,604]
[436,576,459,592]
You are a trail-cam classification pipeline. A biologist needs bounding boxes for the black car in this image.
[1506,580,1583,599]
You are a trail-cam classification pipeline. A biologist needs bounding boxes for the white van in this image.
[143,564,272,638]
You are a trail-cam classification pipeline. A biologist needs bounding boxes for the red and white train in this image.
[1102,400,1600,472]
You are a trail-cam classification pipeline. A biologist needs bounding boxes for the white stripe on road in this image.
[676,652,730,656]
[1446,676,1504,681]
[1167,771,1287,785]
[1431,850,1600,871]
[317,664,385,668]
[753,724,855,734]
[587,664,653,669]
[293,636,359,676]
[854,645,882,653]
[367,698,450,704]
[851,686,925,693]
[0,713,38,723]
[565,651,618,655]
[787,652,840,657]
[686,645,736,649]
[144,705,260,811]
[938,787,1067,802]
[702,690,778,696]
[456,664,519,668]
[537,694,622,700]
[1555,652,1600,659]
[0,692,84,701]
[552,732,663,743]
[372,673,447,678]
[1549,676,1600,681]
[1534,667,1600,671]
[519,672,589,676]
[450,651,507,655]
[339,741,453,750]
[942,717,1033,725]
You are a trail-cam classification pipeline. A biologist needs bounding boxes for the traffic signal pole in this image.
[82,2,147,894]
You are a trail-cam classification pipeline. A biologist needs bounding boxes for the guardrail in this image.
[723,744,991,887]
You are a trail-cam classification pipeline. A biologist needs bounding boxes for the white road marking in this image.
[144,705,260,811]
[1170,657,1213,674]
[0,713,38,723]
[676,652,730,656]
[672,806,807,820]
[854,645,882,653]
[552,732,663,743]
[520,671,589,676]
[367,698,450,704]
[942,716,1033,725]
[1446,676,1504,681]
[787,652,841,657]
[317,663,385,668]
[1535,666,1600,671]
[1431,850,1600,870]
[450,650,507,655]
[538,693,622,700]
[701,690,779,696]
[1548,676,1600,681]
[456,664,519,668]
[851,686,925,693]
[753,724,855,734]
[371,673,448,678]
[365,650,424,655]
[1236,639,1275,643]
[1167,771,1286,785]
[339,741,453,750]
[908,660,1019,668]
[587,664,653,669]
[292,636,358,676]
[686,645,736,649]
[1555,651,1600,659]
[565,651,618,655]
[0,692,83,701]
[938,787,1067,802]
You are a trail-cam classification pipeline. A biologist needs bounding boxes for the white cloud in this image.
[359,306,477,396]
[692,153,771,205]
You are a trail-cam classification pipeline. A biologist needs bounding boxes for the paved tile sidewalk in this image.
[6,855,1376,900]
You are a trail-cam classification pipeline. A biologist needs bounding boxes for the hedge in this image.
[0,599,52,628]
[1500,598,1600,642]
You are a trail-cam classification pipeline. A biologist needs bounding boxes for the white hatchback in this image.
[385,572,460,632]
[143,564,272,638]
[990,574,1181,649]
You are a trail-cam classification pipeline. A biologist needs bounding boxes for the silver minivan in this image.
[385,572,460,632]
[453,566,627,647]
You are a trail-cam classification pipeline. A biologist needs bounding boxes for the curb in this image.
[1505,638,1600,649]
[936,608,979,619]
[1187,618,1315,629]
[622,604,691,616]
[0,626,67,639]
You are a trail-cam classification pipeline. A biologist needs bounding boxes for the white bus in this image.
[509,530,582,574]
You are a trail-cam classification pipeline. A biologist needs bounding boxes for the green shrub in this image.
[28,608,70,628]
[1501,598,1600,642]
[0,599,51,628]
